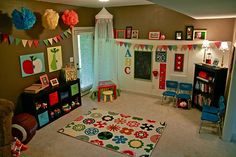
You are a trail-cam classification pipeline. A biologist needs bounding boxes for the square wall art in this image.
[20,52,45,77]
[47,46,63,72]
[155,51,167,62]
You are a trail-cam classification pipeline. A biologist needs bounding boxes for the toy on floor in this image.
[11,137,28,157]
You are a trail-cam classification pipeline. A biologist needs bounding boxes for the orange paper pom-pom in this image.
[61,10,79,28]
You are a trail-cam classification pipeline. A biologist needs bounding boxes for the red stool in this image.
[12,113,38,144]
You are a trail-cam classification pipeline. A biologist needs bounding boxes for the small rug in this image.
[58,108,166,157]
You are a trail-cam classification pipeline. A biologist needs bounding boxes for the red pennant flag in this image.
[162,45,168,51]
[2,34,9,43]
[33,40,39,47]
[140,44,145,49]
[214,41,221,48]
[53,37,58,43]
[187,45,193,50]
[56,35,62,41]
[119,42,124,46]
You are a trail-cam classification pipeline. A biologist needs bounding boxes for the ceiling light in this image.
[99,0,109,1]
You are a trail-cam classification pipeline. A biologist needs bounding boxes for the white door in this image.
[72,27,94,95]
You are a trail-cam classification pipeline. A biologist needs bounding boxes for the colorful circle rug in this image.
[58,108,166,157]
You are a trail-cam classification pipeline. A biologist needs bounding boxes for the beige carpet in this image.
[21,92,236,157]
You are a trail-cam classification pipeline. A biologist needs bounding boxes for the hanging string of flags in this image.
[0,28,72,48]
[116,41,222,51]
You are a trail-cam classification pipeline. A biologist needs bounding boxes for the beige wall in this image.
[108,5,235,41]
[0,2,235,113]
[0,0,97,111]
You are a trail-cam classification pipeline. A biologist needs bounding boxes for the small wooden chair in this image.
[102,90,113,102]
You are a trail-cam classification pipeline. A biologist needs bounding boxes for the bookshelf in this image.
[192,64,228,110]
[21,79,82,129]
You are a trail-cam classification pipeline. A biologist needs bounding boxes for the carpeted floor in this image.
[22,92,236,157]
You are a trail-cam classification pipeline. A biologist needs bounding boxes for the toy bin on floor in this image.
[12,113,38,144]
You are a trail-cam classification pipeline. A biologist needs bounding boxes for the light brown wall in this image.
[107,5,235,41]
[0,0,97,111]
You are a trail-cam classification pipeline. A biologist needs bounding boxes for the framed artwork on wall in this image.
[193,29,207,40]
[125,26,132,39]
[175,31,183,40]
[47,46,62,72]
[19,52,45,77]
[174,53,184,72]
[185,26,194,40]
[115,29,126,39]
[131,30,139,39]
[148,31,160,40]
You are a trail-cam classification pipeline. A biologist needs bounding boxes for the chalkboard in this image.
[134,51,152,80]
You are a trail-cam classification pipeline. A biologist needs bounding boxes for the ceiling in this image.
[37,0,236,19]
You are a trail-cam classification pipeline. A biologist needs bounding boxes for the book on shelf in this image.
[24,84,46,94]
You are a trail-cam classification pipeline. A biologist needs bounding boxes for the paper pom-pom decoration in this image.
[12,7,36,30]
[61,10,79,28]
[42,9,59,30]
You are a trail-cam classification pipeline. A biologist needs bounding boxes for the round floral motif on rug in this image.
[90,113,103,118]
[72,124,86,132]
[83,118,95,125]
[76,135,89,142]
[128,139,144,149]
[84,127,99,136]
[97,131,113,140]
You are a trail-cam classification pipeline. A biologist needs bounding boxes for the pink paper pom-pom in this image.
[62,10,79,28]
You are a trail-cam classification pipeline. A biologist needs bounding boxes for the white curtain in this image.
[92,8,118,90]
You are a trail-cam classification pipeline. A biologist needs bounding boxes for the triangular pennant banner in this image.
[133,44,138,49]
[197,44,202,49]
[2,34,9,43]
[39,40,44,46]
[48,38,53,45]
[145,45,149,50]
[119,42,124,47]
[214,41,221,48]
[33,40,39,47]
[181,45,188,51]
[172,45,178,51]
[127,43,132,48]
[15,38,21,45]
[149,45,153,51]
[192,44,198,50]
[57,35,62,41]
[60,33,65,39]
[43,39,49,46]
[53,37,58,43]
[168,45,173,51]
[9,35,14,44]
[22,40,28,47]
[124,42,128,47]
[28,40,33,47]
[162,45,168,51]
[140,44,145,50]
[187,45,193,50]
[64,31,69,38]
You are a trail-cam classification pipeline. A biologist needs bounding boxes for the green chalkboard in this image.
[134,51,152,80]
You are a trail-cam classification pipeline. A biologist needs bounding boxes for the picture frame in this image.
[125,26,132,39]
[185,26,194,40]
[115,29,126,39]
[50,78,59,87]
[40,74,49,87]
[175,31,183,40]
[148,31,161,40]
[193,29,207,40]
[131,29,139,39]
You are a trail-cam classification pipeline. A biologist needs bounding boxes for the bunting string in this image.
[0,28,72,48]
[115,41,223,51]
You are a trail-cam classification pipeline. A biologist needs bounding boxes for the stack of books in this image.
[24,84,46,94]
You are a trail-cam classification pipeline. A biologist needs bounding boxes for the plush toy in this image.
[11,137,28,157]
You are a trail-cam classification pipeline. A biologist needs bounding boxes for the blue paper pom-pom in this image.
[12,7,36,30]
